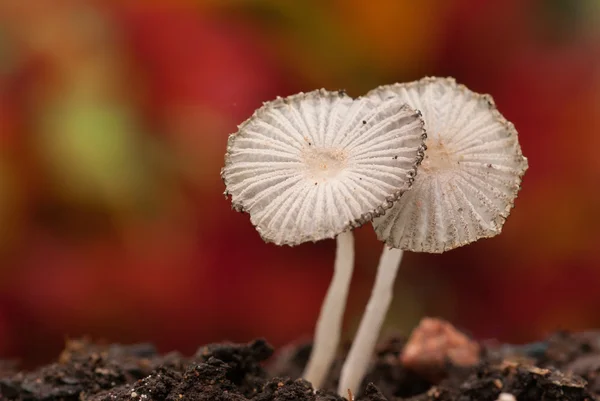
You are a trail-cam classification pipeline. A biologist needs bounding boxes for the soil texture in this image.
[1,327,600,400]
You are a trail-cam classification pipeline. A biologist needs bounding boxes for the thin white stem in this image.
[337,246,404,396]
[303,230,355,390]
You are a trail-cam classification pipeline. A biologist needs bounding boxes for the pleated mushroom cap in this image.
[222,89,427,246]
[367,77,528,253]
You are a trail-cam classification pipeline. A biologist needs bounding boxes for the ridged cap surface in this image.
[222,89,427,246]
[368,77,528,253]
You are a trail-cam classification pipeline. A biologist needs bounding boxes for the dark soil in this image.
[1,330,599,400]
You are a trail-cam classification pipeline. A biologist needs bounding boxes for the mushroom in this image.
[338,77,529,396]
[496,394,517,401]
[221,89,427,390]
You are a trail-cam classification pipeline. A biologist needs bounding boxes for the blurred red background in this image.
[0,0,599,367]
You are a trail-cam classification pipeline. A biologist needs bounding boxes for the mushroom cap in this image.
[222,89,426,246]
[367,77,528,253]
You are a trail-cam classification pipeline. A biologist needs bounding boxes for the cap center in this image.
[302,146,348,181]
[421,137,458,173]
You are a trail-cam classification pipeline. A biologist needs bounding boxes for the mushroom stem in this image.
[303,230,355,390]
[338,246,404,396]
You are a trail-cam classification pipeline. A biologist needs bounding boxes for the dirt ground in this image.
[1,323,599,400]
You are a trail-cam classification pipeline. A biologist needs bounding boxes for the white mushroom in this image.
[338,77,528,396]
[496,393,517,401]
[222,89,426,390]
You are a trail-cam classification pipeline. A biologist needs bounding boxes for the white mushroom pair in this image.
[221,77,528,397]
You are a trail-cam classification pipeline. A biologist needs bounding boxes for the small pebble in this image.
[401,317,480,382]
